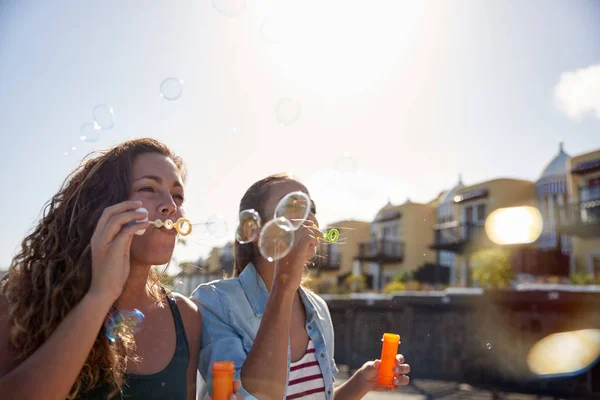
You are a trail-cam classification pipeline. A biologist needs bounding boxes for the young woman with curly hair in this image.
[0,138,224,399]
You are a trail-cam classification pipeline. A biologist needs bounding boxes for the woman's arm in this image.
[240,284,296,399]
[0,201,149,400]
[0,292,114,400]
[240,229,318,399]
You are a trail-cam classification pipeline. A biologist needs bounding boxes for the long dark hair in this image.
[233,173,304,276]
[1,138,186,398]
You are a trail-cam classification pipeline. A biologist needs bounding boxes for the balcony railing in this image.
[430,222,485,253]
[561,200,600,238]
[512,248,570,277]
[357,239,404,263]
[580,185,600,202]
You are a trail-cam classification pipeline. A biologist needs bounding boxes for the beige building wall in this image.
[313,220,370,284]
[398,201,437,272]
[453,178,537,284]
[358,200,437,288]
[567,149,600,277]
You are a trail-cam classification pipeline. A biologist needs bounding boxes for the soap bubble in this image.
[258,217,295,262]
[206,214,228,238]
[92,104,115,129]
[104,309,144,342]
[160,77,183,101]
[80,122,101,143]
[236,209,262,244]
[274,191,312,231]
[275,98,301,126]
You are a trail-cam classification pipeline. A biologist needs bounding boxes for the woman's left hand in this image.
[357,354,410,392]
[206,380,245,400]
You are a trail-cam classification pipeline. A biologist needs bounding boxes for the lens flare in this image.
[485,206,543,245]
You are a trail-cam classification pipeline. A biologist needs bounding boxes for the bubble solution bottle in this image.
[212,361,235,400]
[376,333,400,388]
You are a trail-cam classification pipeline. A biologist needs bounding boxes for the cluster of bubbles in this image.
[71,76,182,152]
[235,191,314,263]
[209,0,300,127]
[79,104,115,145]
[64,104,115,155]
[104,308,145,342]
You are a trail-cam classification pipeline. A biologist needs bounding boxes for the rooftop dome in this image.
[440,174,465,204]
[538,141,570,182]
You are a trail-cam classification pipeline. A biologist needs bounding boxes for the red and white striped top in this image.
[286,340,326,400]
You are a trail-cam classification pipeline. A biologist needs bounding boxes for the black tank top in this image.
[77,295,190,399]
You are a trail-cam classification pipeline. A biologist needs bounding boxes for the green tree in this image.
[383,281,406,294]
[393,271,413,283]
[471,248,515,289]
[570,272,595,285]
[344,274,367,292]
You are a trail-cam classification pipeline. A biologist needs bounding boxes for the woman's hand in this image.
[356,354,410,392]
[272,222,320,292]
[89,201,149,302]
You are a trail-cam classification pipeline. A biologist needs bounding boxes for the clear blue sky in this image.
[1,0,599,269]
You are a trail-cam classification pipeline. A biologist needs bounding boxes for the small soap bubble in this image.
[274,191,311,231]
[236,209,262,244]
[71,146,76,151]
[63,151,69,156]
[160,77,183,101]
[206,214,228,238]
[486,343,492,350]
[335,153,358,173]
[92,104,115,129]
[275,98,301,126]
[104,309,145,342]
[80,122,101,143]
[258,217,295,262]
[212,0,246,16]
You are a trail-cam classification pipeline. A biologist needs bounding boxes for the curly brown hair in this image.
[0,138,186,399]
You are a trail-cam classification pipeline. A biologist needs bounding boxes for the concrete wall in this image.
[325,290,600,397]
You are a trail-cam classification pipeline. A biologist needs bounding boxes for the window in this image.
[477,204,486,222]
[593,256,600,278]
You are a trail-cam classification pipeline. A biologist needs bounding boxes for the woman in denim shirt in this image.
[192,173,410,399]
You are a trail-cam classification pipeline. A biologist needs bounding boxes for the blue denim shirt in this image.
[190,263,338,399]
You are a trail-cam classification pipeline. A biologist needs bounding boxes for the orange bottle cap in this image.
[382,333,401,343]
[212,361,235,373]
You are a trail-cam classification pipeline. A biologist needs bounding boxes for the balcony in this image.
[430,221,486,253]
[580,185,600,202]
[356,239,404,263]
[511,248,570,277]
[561,196,600,238]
